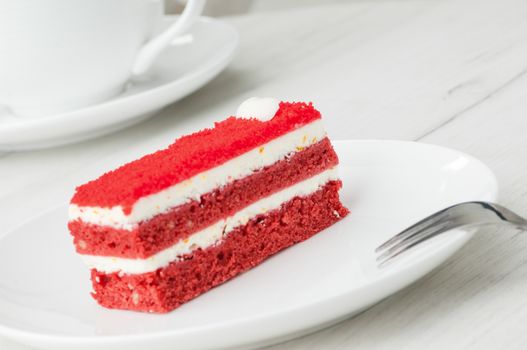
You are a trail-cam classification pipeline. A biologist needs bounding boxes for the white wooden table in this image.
[2,0,527,348]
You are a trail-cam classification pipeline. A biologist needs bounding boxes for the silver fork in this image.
[375,201,527,267]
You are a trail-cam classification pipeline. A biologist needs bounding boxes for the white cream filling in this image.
[69,120,327,230]
[80,168,339,274]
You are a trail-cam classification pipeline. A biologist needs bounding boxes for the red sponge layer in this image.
[70,138,338,258]
[90,180,349,313]
[71,102,321,213]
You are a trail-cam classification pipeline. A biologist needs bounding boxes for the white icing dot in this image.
[236,97,280,121]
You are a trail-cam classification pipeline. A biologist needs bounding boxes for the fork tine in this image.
[376,220,455,267]
[375,209,448,253]
[375,201,527,268]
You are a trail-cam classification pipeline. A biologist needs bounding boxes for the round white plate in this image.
[0,140,498,350]
[0,16,238,151]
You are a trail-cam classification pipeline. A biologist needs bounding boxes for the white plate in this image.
[0,16,238,151]
[0,140,498,350]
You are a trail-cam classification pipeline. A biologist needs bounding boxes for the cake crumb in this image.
[131,292,140,305]
[78,240,87,249]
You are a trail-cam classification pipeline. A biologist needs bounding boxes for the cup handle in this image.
[131,0,206,76]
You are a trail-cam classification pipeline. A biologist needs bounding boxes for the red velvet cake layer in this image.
[90,181,349,313]
[70,138,338,258]
[72,102,321,212]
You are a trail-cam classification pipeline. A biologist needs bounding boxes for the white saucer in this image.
[0,16,238,151]
[0,140,498,350]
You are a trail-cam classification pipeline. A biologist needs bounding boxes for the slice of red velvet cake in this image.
[68,98,349,313]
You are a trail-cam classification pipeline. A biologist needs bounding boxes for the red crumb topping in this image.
[71,102,321,212]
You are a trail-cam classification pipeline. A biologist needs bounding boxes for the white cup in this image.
[0,0,206,117]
